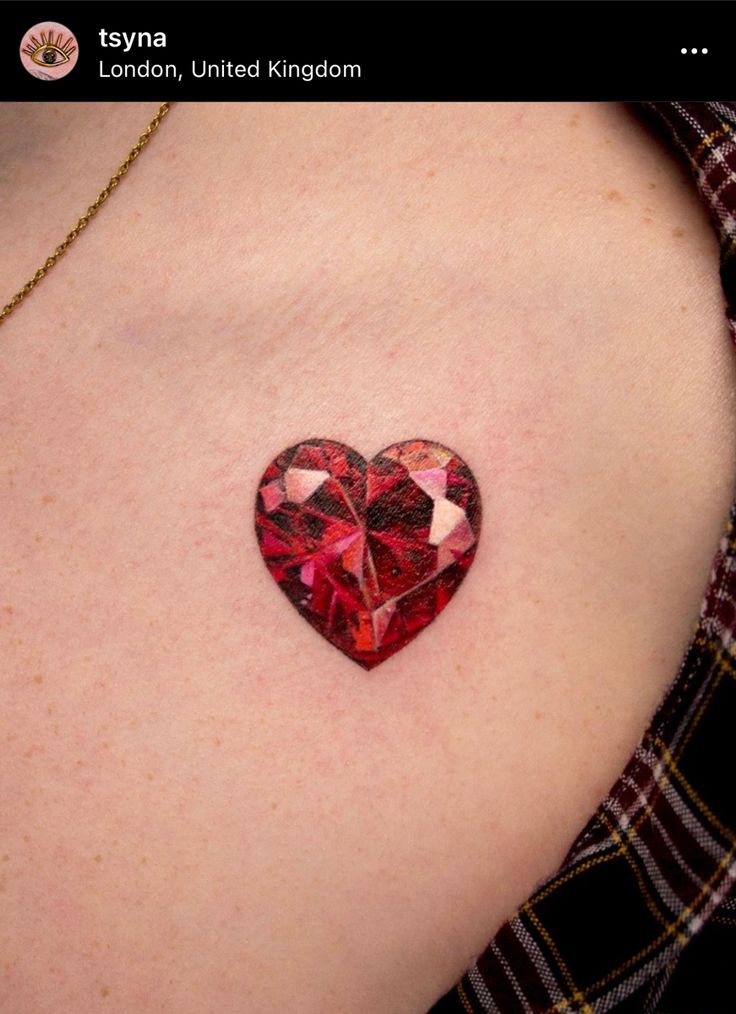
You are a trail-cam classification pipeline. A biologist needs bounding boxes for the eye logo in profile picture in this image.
[20,22,78,80]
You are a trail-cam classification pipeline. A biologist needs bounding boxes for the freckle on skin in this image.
[606,190,624,203]
[33,674,43,685]
[673,227,686,238]
[101,987,110,997]
[681,305,688,312]
[41,494,56,505]
[568,114,579,127]
[94,854,102,863]
[4,605,13,614]
[426,168,436,178]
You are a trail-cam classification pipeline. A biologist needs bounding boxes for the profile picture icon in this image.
[20,22,78,80]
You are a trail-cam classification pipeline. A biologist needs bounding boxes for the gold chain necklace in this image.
[0,101,172,328]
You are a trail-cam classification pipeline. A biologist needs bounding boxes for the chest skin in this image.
[1,101,735,1013]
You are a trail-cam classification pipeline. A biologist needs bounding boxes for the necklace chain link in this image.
[0,101,172,328]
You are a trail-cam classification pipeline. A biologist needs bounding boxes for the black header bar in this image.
[3,1,734,101]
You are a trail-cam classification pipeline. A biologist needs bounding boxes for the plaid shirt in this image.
[429,101,736,1014]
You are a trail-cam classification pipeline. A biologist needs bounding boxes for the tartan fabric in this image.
[429,101,736,1014]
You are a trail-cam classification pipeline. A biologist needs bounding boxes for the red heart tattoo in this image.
[255,438,482,670]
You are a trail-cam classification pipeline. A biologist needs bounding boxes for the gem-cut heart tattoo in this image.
[255,438,482,670]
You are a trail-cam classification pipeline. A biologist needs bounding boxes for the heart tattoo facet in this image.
[255,438,482,670]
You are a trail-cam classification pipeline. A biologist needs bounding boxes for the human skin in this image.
[1,101,735,1013]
